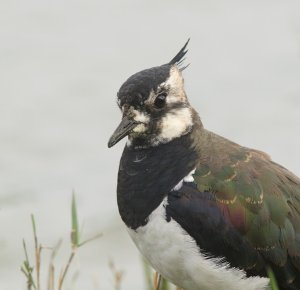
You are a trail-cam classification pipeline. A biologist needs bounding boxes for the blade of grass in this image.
[78,233,103,248]
[21,239,36,290]
[160,277,170,290]
[71,192,80,248]
[58,193,80,290]
[267,266,279,290]
[31,214,41,290]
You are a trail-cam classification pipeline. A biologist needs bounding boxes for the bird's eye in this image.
[154,93,167,108]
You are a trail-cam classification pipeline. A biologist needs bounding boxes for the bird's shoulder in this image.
[193,130,300,235]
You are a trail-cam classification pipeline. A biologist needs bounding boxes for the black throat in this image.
[117,132,198,229]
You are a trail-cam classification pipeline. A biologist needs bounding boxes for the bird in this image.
[107,40,300,290]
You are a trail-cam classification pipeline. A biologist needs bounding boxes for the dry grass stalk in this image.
[47,263,55,290]
[109,260,124,290]
[47,239,62,290]
[153,272,162,290]
[21,193,102,290]
[57,250,76,290]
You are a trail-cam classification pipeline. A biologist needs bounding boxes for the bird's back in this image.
[181,124,300,289]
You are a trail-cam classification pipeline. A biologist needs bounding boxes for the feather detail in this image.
[191,128,300,289]
[169,39,190,67]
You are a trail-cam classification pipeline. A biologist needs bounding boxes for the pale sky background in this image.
[0,1,300,289]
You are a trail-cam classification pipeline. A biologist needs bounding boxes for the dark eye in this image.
[154,93,167,108]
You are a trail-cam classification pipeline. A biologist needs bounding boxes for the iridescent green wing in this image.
[194,133,300,284]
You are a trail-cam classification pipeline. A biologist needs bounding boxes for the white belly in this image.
[127,198,270,290]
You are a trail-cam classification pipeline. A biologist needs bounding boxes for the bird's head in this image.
[108,40,194,148]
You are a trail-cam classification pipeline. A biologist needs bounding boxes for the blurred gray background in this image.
[1,0,300,289]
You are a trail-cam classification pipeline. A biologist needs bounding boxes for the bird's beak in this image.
[108,116,139,148]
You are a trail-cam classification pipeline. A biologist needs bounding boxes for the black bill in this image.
[108,116,139,148]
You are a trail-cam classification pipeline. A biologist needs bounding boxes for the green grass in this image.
[21,193,102,290]
[267,266,279,290]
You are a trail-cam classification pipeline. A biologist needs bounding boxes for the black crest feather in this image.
[169,38,190,69]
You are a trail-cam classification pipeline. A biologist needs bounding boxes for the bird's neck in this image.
[117,115,202,229]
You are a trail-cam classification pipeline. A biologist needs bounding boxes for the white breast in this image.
[127,198,270,290]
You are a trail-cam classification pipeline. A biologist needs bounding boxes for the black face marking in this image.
[117,130,198,230]
[154,92,167,109]
[117,64,171,108]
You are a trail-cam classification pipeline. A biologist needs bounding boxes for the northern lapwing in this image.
[108,40,300,290]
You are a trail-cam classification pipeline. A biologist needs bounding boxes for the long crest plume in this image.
[169,38,190,71]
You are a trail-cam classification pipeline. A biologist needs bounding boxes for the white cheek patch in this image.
[133,124,147,133]
[156,107,193,143]
[132,110,149,134]
[166,94,183,104]
[133,110,150,123]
